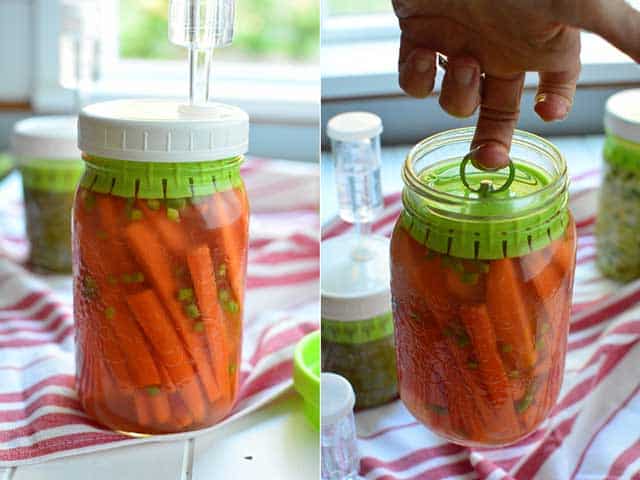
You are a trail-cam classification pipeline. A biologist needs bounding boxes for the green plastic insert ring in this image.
[460,150,516,196]
[293,331,320,431]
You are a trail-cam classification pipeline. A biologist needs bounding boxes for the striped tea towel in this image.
[0,157,319,466]
[324,168,640,480]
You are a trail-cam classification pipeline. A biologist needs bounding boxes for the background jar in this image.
[321,235,398,410]
[73,99,249,434]
[596,89,640,281]
[11,116,83,273]
[390,128,576,446]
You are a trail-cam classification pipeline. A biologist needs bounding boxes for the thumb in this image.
[558,0,640,62]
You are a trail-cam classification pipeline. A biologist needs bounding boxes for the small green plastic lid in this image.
[402,129,569,260]
[0,153,13,181]
[293,330,320,431]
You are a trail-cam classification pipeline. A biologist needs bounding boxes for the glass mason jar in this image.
[12,116,83,272]
[73,100,249,434]
[596,89,640,281]
[321,234,398,409]
[390,128,576,446]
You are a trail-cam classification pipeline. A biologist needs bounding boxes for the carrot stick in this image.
[124,222,221,404]
[156,361,177,393]
[486,258,537,371]
[187,245,231,403]
[95,196,176,392]
[553,225,576,278]
[207,188,248,305]
[125,289,208,422]
[148,391,171,425]
[77,195,160,426]
[170,393,194,429]
[460,303,513,405]
[521,248,559,301]
[422,304,494,440]
[394,227,524,442]
[132,393,152,427]
[105,309,163,389]
[394,301,450,431]
[138,201,190,258]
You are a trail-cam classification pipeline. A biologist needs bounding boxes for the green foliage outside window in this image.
[119,0,319,62]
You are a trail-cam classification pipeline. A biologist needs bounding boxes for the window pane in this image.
[325,0,391,16]
[119,0,319,63]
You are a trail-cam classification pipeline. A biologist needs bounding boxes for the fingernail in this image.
[454,65,475,86]
[536,93,571,120]
[414,55,433,73]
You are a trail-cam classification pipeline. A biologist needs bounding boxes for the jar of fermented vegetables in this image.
[390,128,576,446]
[11,116,83,272]
[322,234,398,409]
[74,99,249,434]
[596,89,640,281]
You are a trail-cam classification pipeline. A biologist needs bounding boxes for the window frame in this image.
[21,0,320,161]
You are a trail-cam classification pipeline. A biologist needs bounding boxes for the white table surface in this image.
[0,391,319,480]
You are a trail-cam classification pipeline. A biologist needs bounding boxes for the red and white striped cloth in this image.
[0,157,319,466]
[324,168,640,480]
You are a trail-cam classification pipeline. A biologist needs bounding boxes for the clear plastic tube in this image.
[327,112,384,261]
[321,373,361,480]
[169,0,235,105]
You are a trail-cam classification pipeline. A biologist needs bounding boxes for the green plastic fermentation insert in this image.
[293,331,320,431]
[79,155,243,200]
[402,147,570,260]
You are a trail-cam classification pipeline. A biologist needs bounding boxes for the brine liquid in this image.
[390,217,576,446]
[73,186,248,434]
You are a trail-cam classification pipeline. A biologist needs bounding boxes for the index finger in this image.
[471,73,525,170]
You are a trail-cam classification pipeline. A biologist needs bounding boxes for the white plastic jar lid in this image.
[78,99,249,162]
[327,112,383,142]
[605,89,640,144]
[11,116,80,161]
[321,373,356,427]
[321,234,391,321]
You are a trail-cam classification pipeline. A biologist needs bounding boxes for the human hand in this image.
[393,0,640,168]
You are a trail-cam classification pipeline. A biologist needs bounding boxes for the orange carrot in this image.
[207,188,248,305]
[125,289,207,422]
[171,393,195,429]
[554,224,576,278]
[138,200,190,258]
[124,222,221,404]
[132,393,152,427]
[77,194,158,426]
[105,309,163,389]
[486,258,537,371]
[460,303,513,405]
[95,196,174,392]
[187,245,231,402]
[522,248,559,300]
[156,362,177,393]
[424,304,497,441]
[148,391,171,425]
[459,303,520,440]
[97,326,133,391]
[394,227,526,442]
